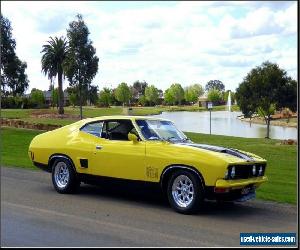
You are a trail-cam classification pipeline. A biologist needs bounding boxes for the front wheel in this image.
[52,158,80,194]
[167,170,204,214]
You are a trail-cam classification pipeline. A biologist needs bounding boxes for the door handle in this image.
[96,145,102,150]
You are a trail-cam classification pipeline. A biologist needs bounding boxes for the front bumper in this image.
[215,176,268,189]
[205,176,268,202]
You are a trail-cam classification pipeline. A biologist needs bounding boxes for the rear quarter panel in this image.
[28,122,91,170]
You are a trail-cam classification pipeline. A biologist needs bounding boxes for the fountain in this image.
[227,90,231,112]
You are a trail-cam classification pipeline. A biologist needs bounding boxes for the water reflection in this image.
[152,111,297,140]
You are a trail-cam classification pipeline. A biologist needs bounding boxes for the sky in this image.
[1,1,298,93]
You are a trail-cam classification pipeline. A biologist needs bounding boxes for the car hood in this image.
[176,142,261,162]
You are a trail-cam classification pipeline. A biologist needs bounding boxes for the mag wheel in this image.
[52,158,80,194]
[167,170,204,214]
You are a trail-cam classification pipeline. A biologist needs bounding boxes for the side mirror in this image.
[128,133,139,143]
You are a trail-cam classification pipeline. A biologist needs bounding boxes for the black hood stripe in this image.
[177,143,255,162]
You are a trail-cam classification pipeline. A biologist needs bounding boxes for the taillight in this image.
[30,151,34,160]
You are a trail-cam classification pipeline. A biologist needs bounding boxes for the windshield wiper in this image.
[166,136,176,142]
[165,137,191,143]
[181,137,191,142]
[148,136,161,141]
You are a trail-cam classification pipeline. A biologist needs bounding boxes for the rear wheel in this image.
[52,158,80,194]
[167,170,204,214]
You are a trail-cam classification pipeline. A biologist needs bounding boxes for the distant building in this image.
[198,93,208,108]
[132,89,164,105]
[43,91,52,106]
[43,90,69,106]
[158,90,164,99]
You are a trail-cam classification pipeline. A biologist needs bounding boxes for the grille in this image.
[227,163,266,180]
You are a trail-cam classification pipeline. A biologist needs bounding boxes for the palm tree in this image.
[41,36,68,114]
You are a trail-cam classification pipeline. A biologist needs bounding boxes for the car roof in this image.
[80,115,171,124]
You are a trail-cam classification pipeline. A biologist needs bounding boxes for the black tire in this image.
[167,169,204,214]
[51,158,80,194]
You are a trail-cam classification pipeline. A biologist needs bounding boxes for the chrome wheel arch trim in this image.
[48,154,77,173]
[160,165,205,191]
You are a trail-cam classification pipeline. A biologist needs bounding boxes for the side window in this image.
[107,121,120,131]
[103,120,135,141]
[101,121,120,139]
[81,122,104,138]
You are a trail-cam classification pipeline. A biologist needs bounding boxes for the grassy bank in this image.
[1,127,296,204]
[239,116,297,128]
[1,105,239,126]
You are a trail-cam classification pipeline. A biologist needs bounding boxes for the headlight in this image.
[252,165,256,176]
[258,166,263,176]
[230,166,236,179]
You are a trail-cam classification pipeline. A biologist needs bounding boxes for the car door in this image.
[88,119,146,181]
[75,121,105,174]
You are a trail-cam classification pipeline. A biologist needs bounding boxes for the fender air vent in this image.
[80,159,88,168]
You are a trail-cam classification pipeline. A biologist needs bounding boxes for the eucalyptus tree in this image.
[164,89,173,106]
[184,84,204,103]
[145,85,159,106]
[99,87,113,107]
[164,83,184,105]
[30,88,45,108]
[205,80,225,92]
[207,88,222,103]
[1,15,29,97]
[64,14,99,119]
[41,36,68,114]
[115,82,131,107]
[132,80,148,96]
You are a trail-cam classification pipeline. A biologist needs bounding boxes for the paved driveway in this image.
[1,167,297,247]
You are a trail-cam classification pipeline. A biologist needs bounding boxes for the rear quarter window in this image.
[80,122,104,137]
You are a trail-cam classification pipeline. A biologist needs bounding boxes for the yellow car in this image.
[28,116,267,214]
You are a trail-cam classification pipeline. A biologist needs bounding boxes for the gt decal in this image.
[146,166,158,179]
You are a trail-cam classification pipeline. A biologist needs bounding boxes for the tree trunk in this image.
[57,72,64,114]
[79,83,83,120]
[52,87,54,110]
[258,107,270,139]
[266,116,270,139]
[78,67,83,120]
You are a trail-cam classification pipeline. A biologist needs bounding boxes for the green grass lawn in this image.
[1,127,296,204]
[1,128,42,169]
[0,106,123,119]
[0,108,32,118]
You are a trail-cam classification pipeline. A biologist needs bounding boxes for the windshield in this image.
[136,119,188,142]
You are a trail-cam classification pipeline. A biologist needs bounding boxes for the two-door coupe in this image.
[29,116,267,214]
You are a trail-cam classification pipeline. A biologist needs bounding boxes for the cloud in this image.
[36,14,69,34]
[1,1,297,93]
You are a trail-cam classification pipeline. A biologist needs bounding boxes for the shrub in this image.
[1,96,23,108]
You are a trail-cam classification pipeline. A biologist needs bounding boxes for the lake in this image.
[152,111,297,140]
